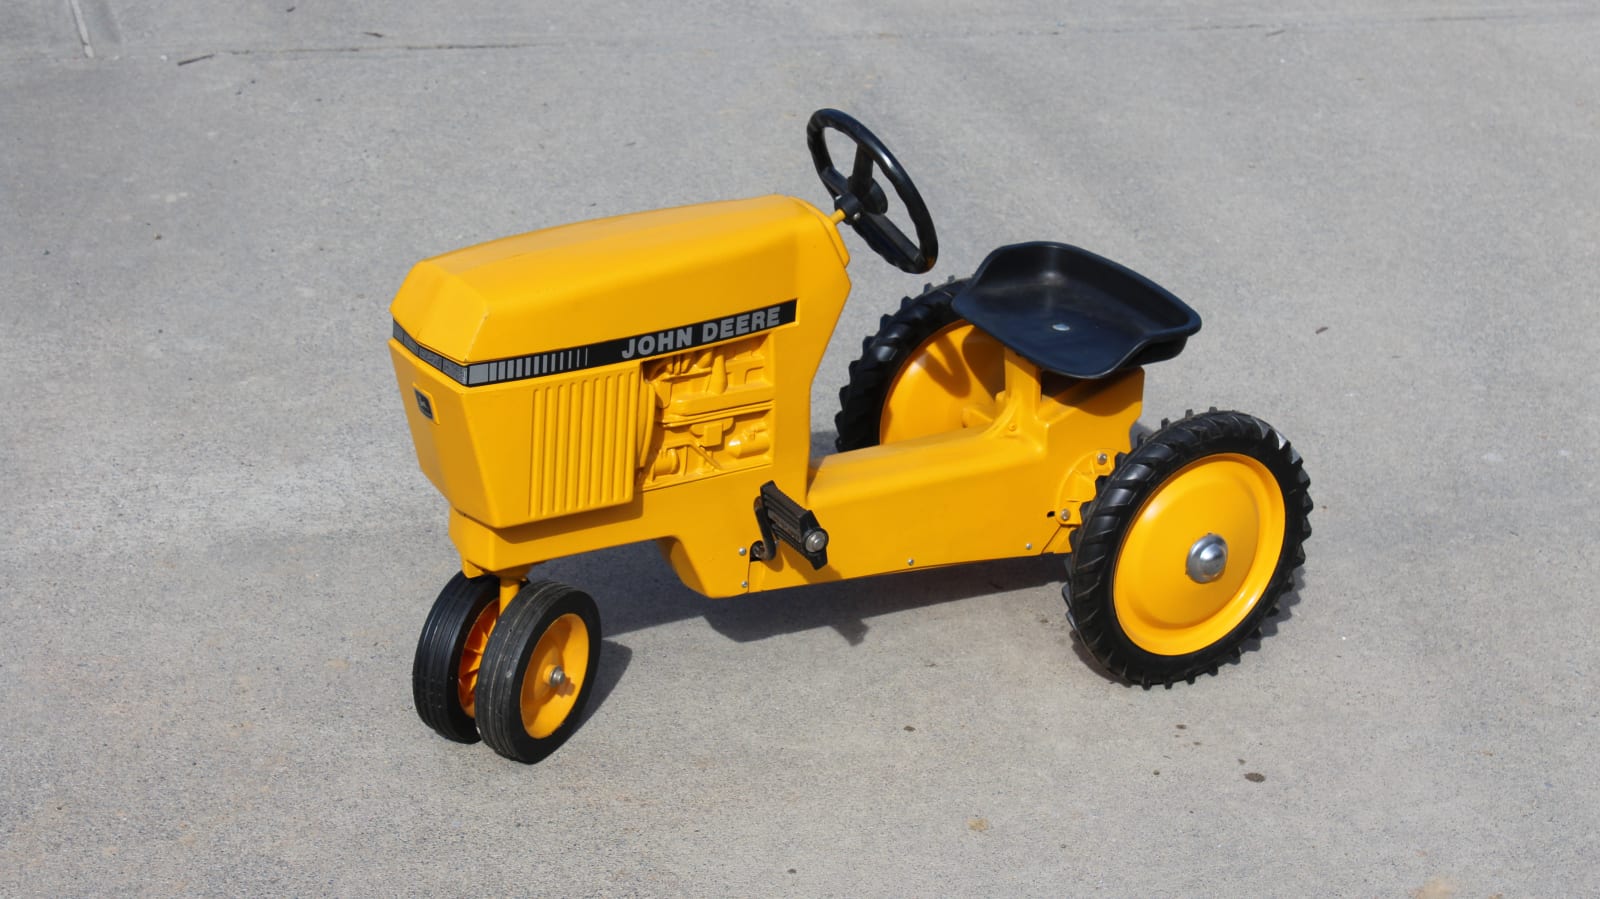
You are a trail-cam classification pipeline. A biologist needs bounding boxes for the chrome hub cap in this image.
[1186,534,1228,584]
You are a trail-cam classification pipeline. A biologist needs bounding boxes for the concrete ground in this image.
[4,2,1597,895]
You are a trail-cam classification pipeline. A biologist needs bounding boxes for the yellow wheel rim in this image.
[1113,453,1286,656]
[519,613,591,739]
[880,323,1005,444]
[457,601,499,718]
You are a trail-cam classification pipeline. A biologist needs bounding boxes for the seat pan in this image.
[951,242,1201,379]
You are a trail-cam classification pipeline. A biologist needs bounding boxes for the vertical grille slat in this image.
[528,369,641,519]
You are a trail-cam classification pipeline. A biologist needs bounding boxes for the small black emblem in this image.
[414,389,434,421]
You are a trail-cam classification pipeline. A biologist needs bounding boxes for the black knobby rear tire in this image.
[477,580,602,764]
[413,572,501,744]
[833,279,970,452]
[1065,410,1312,687]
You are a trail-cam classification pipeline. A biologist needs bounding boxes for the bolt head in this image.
[1186,534,1229,584]
[547,666,567,688]
[803,529,829,553]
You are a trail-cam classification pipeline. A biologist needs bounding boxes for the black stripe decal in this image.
[393,299,798,387]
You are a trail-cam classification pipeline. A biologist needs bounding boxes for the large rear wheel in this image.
[1065,410,1311,686]
[833,279,1005,451]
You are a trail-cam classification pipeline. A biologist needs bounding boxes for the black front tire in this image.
[413,572,501,744]
[477,581,602,764]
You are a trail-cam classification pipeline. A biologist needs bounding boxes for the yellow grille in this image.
[529,368,642,519]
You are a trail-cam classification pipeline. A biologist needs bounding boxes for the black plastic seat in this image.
[951,242,1201,379]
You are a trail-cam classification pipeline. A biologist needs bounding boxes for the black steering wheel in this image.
[806,109,939,274]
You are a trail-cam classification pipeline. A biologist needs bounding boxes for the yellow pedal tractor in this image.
[389,110,1311,763]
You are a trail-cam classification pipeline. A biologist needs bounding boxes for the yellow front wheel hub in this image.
[520,613,591,739]
[456,601,500,718]
[1113,453,1286,656]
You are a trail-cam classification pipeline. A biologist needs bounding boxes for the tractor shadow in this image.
[560,541,1066,647]
[704,555,1066,645]
[562,537,1066,723]
[583,640,634,726]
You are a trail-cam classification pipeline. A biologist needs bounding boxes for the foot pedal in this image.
[750,481,829,570]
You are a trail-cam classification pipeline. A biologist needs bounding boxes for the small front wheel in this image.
[412,572,502,743]
[1065,410,1311,686]
[476,581,602,764]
